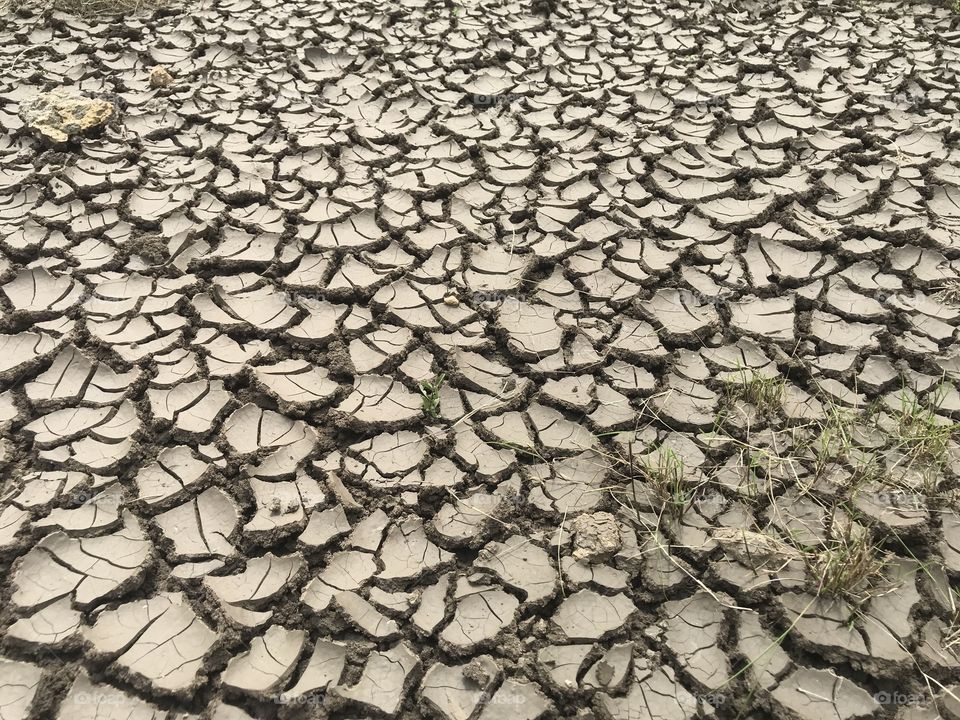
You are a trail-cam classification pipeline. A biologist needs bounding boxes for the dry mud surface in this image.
[1,0,960,718]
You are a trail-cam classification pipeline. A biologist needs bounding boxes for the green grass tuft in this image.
[419,373,446,420]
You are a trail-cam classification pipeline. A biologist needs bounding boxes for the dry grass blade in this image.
[722,368,786,416]
[804,520,890,606]
[1,0,169,16]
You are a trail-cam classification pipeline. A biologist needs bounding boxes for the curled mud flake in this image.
[245,474,323,539]
[58,671,164,720]
[780,592,911,674]
[222,403,317,478]
[610,318,669,363]
[583,642,633,691]
[439,580,520,653]
[496,300,563,359]
[917,618,960,671]
[698,195,776,226]
[204,553,305,627]
[128,187,193,226]
[148,380,231,436]
[222,625,306,697]
[0,328,67,383]
[737,609,792,691]
[527,450,609,515]
[453,348,529,399]
[192,329,270,378]
[333,375,422,428]
[641,288,720,343]
[475,535,557,604]
[280,639,346,702]
[23,401,141,472]
[134,446,210,507]
[201,228,278,267]
[598,665,698,720]
[552,589,635,642]
[193,284,297,333]
[155,487,238,561]
[712,527,800,569]
[420,655,500,720]
[940,512,960,573]
[348,430,430,488]
[527,403,597,453]
[333,591,400,640]
[378,516,454,581]
[477,678,552,720]
[540,375,596,412]
[306,210,385,250]
[34,483,124,536]
[298,504,351,550]
[83,592,218,694]
[150,349,200,389]
[2,267,83,315]
[349,324,415,374]
[301,550,376,613]
[7,470,93,509]
[0,658,42,720]
[8,597,81,648]
[371,279,476,331]
[728,294,796,343]
[346,507,389,552]
[331,641,420,716]
[536,644,593,691]
[251,359,339,409]
[662,591,730,691]
[770,668,880,720]
[25,345,139,409]
[412,572,452,636]
[0,505,32,549]
[433,489,505,548]
[809,310,882,352]
[11,512,151,611]
[850,482,928,533]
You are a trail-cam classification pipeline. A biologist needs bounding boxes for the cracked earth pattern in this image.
[1,0,960,718]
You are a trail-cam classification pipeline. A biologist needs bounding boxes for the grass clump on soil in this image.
[419,373,446,420]
[0,0,168,15]
[938,279,960,305]
[802,519,890,606]
[641,447,692,520]
[722,369,786,416]
[889,386,956,470]
[802,384,959,501]
[611,441,700,524]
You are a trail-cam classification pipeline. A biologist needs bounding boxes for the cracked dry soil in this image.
[1,0,960,718]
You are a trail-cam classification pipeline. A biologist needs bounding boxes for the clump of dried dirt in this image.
[19,89,113,143]
[570,512,622,562]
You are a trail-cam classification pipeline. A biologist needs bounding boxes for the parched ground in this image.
[1,0,960,718]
